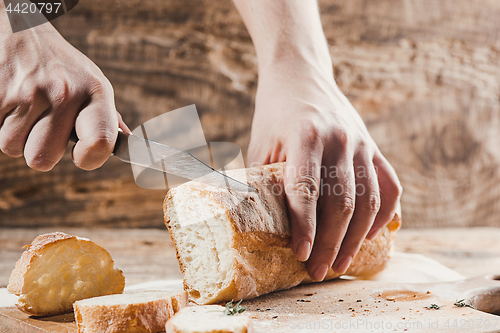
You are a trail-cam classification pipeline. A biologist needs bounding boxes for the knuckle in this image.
[74,161,98,171]
[288,176,320,203]
[0,145,23,157]
[335,129,350,148]
[321,243,342,257]
[88,130,116,153]
[297,120,322,144]
[331,195,355,218]
[89,77,113,96]
[0,135,23,157]
[386,177,403,199]
[362,192,381,215]
[19,79,40,101]
[50,79,73,107]
[26,155,55,172]
[0,96,11,110]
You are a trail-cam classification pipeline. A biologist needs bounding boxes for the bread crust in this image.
[74,291,188,333]
[7,232,73,296]
[164,162,401,304]
[8,232,125,316]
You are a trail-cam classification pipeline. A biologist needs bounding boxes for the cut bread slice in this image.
[74,290,188,333]
[7,232,125,316]
[164,162,402,304]
[165,305,252,333]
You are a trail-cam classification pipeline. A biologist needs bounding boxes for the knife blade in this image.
[70,130,255,192]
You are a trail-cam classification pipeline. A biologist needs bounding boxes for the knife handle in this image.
[68,128,122,155]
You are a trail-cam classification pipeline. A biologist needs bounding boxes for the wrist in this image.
[235,0,333,80]
[256,36,333,76]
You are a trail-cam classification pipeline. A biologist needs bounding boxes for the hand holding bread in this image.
[234,0,403,282]
[164,162,401,305]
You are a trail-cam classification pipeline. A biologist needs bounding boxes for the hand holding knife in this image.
[69,129,255,193]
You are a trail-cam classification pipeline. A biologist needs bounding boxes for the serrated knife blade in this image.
[71,130,255,192]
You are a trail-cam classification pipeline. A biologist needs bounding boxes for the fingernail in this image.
[312,264,329,281]
[334,256,352,274]
[295,240,311,261]
[366,229,380,240]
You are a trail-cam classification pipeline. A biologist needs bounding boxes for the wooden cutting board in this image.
[1,275,500,333]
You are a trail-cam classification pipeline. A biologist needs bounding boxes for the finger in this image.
[306,153,355,281]
[285,125,324,264]
[117,111,131,134]
[331,154,380,274]
[366,153,402,239]
[23,107,76,171]
[269,141,286,164]
[0,94,50,157]
[247,138,271,168]
[72,90,118,170]
[0,105,33,157]
[0,99,18,127]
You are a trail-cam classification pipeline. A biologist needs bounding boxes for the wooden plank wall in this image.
[1,0,500,228]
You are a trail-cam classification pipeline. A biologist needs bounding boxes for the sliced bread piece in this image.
[165,305,252,333]
[7,232,125,316]
[164,162,401,304]
[74,290,188,333]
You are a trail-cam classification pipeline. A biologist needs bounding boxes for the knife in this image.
[70,129,255,192]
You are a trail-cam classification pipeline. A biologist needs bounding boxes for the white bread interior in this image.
[164,162,401,305]
[7,232,125,316]
[74,290,188,333]
[165,305,252,333]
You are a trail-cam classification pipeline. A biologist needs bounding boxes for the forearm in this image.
[233,0,332,76]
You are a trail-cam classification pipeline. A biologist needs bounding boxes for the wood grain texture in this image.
[1,0,500,227]
[3,275,500,333]
[2,227,500,288]
[0,228,183,288]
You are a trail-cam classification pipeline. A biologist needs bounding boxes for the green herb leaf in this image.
[224,299,247,315]
[424,303,443,310]
[454,299,476,309]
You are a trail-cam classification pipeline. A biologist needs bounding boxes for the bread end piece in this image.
[74,290,188,333]
[7,232,125,316]
[165,305,252,333]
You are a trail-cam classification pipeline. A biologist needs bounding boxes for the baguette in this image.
[165,305,252,333]
[7,232,125,316]
[164,162,401,304]
[74,290,188,333]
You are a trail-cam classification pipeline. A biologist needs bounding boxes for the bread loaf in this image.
[164,162,401,305]
[7,232,125,316]
[165,305,252,333]
[74,290,188,333]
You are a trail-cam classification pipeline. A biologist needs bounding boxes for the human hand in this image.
[0,12,128,171]
[248,62,402,281]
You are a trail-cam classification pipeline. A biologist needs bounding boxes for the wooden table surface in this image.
[1,227,500,288]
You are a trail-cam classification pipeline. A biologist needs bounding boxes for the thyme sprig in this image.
[224,299,247,315]
[424,303,443,310]
[454,299,476,309]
